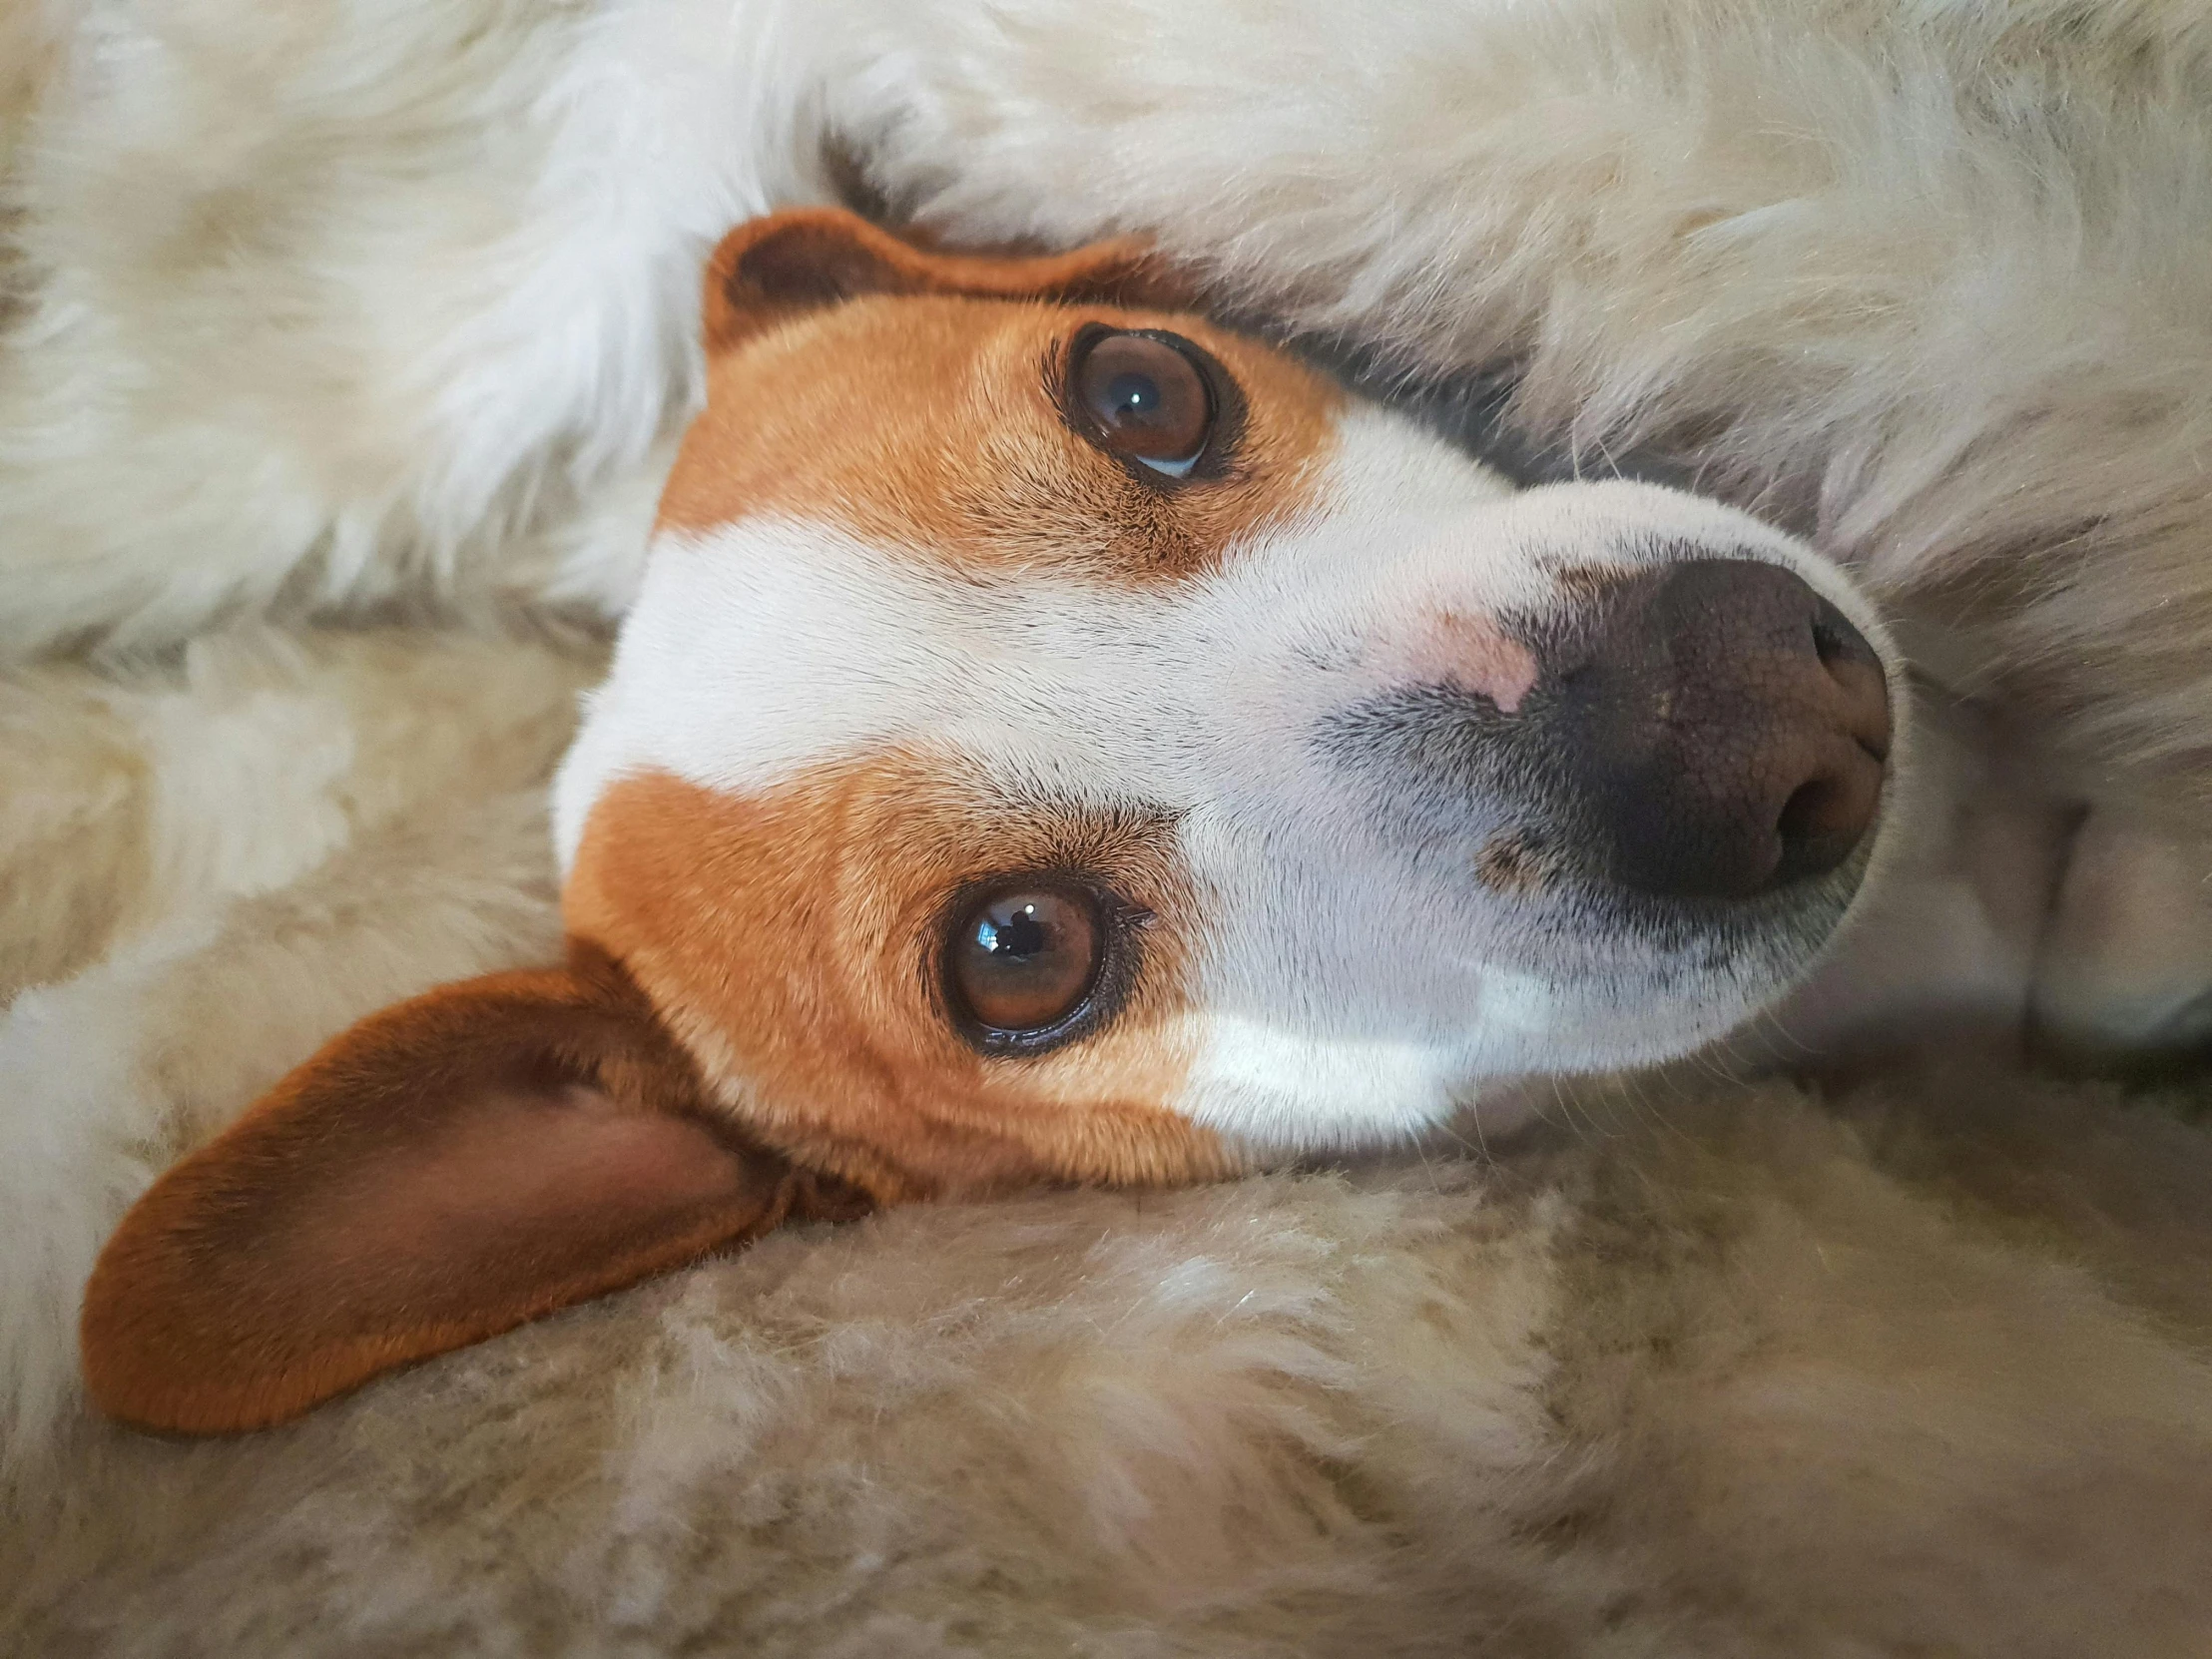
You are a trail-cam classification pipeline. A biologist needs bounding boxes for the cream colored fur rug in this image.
[2,626,2210,1654]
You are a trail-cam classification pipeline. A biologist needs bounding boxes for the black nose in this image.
[1539,559,1891,899]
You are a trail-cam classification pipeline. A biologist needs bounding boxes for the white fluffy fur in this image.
[8,0,2212,801]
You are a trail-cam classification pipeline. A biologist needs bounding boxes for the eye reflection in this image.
[947,883,1104,1037]
[1067,329,1214,475]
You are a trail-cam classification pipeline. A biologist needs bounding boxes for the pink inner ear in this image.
[286,1080,764,1312]
[733,221,913,306]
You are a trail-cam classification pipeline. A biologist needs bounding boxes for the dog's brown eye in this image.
[948,884,1103,1036]
[1069,330,1213,475]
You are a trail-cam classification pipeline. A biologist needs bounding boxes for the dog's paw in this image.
[2030,809,2212,1074]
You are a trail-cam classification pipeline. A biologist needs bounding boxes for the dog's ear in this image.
[80,946,868,1434]
[702,206,1195,353]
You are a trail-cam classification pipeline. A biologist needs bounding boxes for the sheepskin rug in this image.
[3,625,2210,1656]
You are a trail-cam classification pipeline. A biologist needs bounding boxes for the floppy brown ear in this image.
[80,944,868,1434]
[702,206,1196,353]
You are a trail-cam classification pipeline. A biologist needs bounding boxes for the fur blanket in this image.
[27,1066,2212,1656]
[6,0,2212,1651]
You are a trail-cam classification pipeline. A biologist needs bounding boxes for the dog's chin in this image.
[1469,853,1876,1077]
[1180,850,1874,1160]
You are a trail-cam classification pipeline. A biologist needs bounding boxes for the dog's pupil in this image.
[980,903,1048,960]
[1070,330,1212,464]
[1105,372,1164,427]
[949,883,1105,1038]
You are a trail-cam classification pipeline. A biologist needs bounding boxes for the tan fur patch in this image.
[564,763,1238,1201]
[1473,832,1562,897]
[656,294,1344,585]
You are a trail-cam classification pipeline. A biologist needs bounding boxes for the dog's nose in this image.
[1541,558,1890,898]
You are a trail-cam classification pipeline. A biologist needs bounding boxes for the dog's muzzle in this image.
[1324,557,1892,917]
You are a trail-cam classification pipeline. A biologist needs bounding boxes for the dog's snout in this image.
[1540,558,1891,899]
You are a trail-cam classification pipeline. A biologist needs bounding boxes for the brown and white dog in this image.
[79,210,1898,1435]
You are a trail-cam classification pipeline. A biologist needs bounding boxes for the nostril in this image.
[1770,750,1886,887]
[1778,772,1859,847]
[1808,596,1892,763]
[1809,601,1867,668]
[1779,779,1832,842]
[1499,558,1894,902]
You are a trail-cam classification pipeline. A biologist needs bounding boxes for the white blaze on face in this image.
[558,390,1902,1159]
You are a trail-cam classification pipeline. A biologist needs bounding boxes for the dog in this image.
[79,208,1903,1433]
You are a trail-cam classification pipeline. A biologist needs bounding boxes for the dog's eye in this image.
[1068,330,1213,477]
[947,883,1105,1041]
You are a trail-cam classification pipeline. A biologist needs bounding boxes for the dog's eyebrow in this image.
[652,295,1344,588]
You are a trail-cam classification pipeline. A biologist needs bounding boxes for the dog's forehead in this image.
[556,378,1532,868]
[656,293,1346,583]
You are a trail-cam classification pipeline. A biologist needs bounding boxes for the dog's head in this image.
[84,211,1897,1432]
